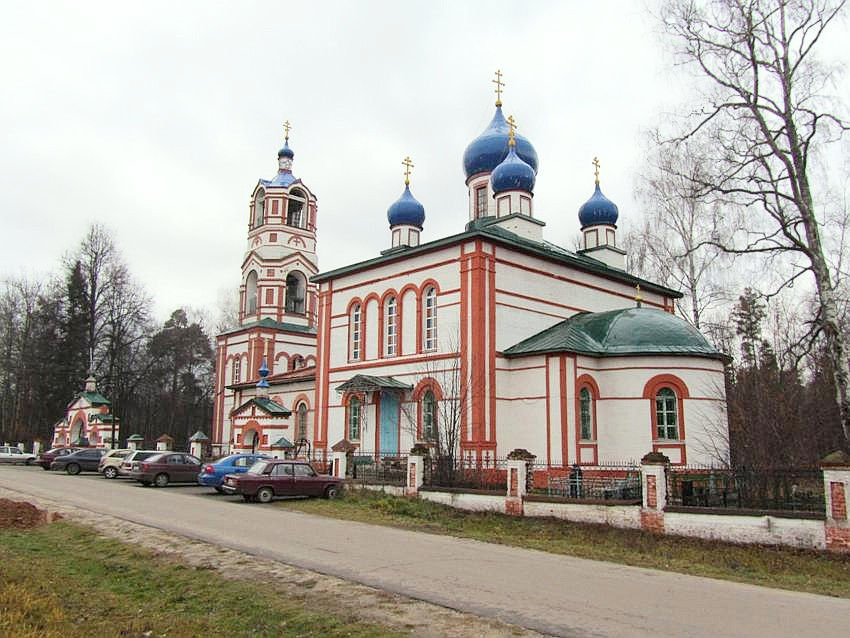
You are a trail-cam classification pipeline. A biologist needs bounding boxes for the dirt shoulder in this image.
[0,488,540,637]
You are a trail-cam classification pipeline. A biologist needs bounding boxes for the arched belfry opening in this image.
[285,271,306,315]
[287,188,307,228]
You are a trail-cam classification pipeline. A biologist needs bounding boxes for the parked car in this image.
[36,446,82,470]
[197,453,271,492]
[118,450,161,477]
[0,445,37,465]
[128,452,202,487]
[221,459,342,503]
[98,448,133,478]
[50,448,106,474]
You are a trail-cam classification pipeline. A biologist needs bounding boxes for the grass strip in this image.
[284,489,850,598]
[0,520,402,638]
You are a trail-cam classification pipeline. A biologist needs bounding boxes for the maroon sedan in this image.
[221,459,342,503]
[36,447,82,470]
[128,452,202,487]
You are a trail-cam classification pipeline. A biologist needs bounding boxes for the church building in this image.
[211,77,728,467]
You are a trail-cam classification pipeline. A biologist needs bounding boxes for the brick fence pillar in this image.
[406,454,424,497]
[332,451,348,479]
[640,451,669,534]
[821,451,850,553]
[505,449,536,516]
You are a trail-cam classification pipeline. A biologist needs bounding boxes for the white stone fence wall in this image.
[400,449,850,554]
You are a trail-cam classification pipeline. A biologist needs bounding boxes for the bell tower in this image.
[240,122,319,329]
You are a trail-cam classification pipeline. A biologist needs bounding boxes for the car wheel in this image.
[324,485,339,499]
[256,487,274,504]
[154,473,169,488]
[66,463,81,475]
[103,466,118,479]
[214,486,225,494]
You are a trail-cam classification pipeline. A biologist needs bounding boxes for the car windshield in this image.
[247,460,272,475]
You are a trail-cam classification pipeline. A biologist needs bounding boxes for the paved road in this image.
[2,465,849,637]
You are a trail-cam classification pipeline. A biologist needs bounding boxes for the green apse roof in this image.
[231,397,292,417]
[503,307,726,360]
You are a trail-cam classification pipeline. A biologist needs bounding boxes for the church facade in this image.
[211,86,728,467]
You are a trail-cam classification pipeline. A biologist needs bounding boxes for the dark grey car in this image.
[50,448,106,474]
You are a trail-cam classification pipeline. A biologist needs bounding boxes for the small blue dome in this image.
[387,185,425,228]
[278,139,294,159]
[491,146,536,194]
[463,106,538,179]
[578,184,619,227]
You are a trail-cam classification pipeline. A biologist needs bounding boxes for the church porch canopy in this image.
[230,397,292,418]
[335,374,412,395]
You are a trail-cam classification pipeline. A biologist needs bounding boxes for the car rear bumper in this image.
[197,475,221,487]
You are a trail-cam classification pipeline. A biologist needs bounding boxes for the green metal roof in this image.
[270,436,294,448]
[312,216,681,299]
[219,317,317,337]
[127,434,145,441]
[231,396,292,417]
[503,307,726,360]
[189,430,209,442]
[79,391,110,406]
[335,374,413,394]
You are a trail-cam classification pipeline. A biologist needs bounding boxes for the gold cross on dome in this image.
[283,120,292,141]
[492,69,505,107]
[592,157,601,184]
[507,115,517,146]
[402,156,414,185]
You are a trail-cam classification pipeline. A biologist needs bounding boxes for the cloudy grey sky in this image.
[1,2,844,322]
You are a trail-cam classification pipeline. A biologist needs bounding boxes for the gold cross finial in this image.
[592,157,601,185]
[635,284,642,307]
[283,120,292,141]
[492,69,505,107]
[507,115,517,146]
[402,156,414,186]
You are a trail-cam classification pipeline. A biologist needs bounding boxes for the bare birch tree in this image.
[656,0,850,445]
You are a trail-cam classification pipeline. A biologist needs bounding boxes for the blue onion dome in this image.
[278,138,294,159]
[491,145,536,194]
[462,106,538,179]
[387,185,425,228]
[578,184,619,227]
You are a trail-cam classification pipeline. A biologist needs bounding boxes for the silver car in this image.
[0,445,37,465]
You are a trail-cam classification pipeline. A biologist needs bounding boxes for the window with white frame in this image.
[422,390,436,441]
[475,185,487,218]
[423,286,437,351]
[231,358,241,384]
[245,271,258,315]
[350,303,361,360]
[579,387,593,440]
[296,402,307,441]
[655,387,678,439]
[385,296,397,356]
[348,397,361,440]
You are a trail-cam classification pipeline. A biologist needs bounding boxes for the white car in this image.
[0,445,37,465]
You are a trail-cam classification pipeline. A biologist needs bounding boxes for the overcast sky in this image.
[1,1,846,323]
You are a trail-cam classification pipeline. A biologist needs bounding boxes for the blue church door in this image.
[379,393,399,456]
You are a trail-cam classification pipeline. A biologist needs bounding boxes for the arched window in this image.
[245,271,258,316]
[285,271,305,315]
[350,303,361,361]
[384,296,397,356]
[655,388,678,440]
[290,355,304,371]
[287,188,307,228]
[231,358,241,384]
[423,286,437,351]
[579,387,594,440]
[296,402,308,442]
[422,390,436,441]
[348,397,361,440]
[254,190,265,228]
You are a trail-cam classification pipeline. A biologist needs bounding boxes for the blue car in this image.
[198,453,271,492]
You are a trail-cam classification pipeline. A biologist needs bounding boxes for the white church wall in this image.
[401,288,417,355]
